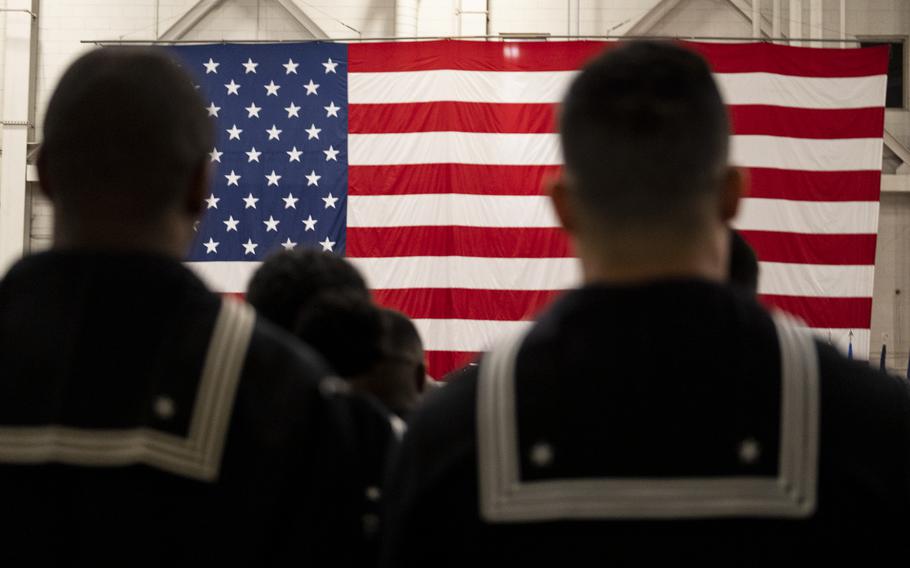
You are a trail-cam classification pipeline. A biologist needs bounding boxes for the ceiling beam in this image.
[158,0,226,41]
[725,0,776,38]
[625,0,682,35]
[275,0,330,39]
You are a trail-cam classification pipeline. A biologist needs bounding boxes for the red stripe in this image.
[746,169,881,201]
[741,231,877,266]
[347,226,572,258]
[351,164,880,201]
[350,40,606,72]
[687,42,890,77]
[372,288,564,321]
[760,295,873,329]
[729,106,885,139]
[349,164,556,196]
[347,227,875,265]
[349,102,557,134]
[350,40,890,77]
[425,351,479,380]
[350,102,884,138]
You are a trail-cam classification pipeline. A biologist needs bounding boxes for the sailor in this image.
[0,48,369,567]
[381,41,910,566]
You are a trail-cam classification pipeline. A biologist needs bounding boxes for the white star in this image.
[263,216,280,232]
[319,237,336,251]
[209,147,223,163]
[280,238,298,251]
[305,170,321,186]
[283,58,299,74]
[302,215,318,231]
[245,147,262,162]
[284,102,301,118]
[265,170,282,186]
[266,125,282,141]
[193,220,200,232]
[324,101,340,118]
[322,193,338,209]
[264,80,280,96]
[242,193,259,209]
[242,238,258,256]
[242,58,258,74]
[323,145,339,161]
[322,58,338,74]
[206,102,220,117]
[223,215,239,232]
[224,79,240,95]
[203,237,219,254]
[282,193,299,209]
[226,124,243,140]
[286,146,303,162]
[224,170,241,186]
[205,194,219,209]
[304,79,320,95]
[245,102,262,118]
[203,58,219,74]
[305,123,321,140]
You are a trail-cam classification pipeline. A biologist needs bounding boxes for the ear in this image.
[718,167,745,223]
[36,150,55,202]
[185,160,210,218]
[546,170,578,234]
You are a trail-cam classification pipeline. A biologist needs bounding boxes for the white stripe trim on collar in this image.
[0,298,255,482]
[477,312,819,521]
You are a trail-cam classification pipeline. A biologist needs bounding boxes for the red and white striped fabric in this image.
[346,40,889,378]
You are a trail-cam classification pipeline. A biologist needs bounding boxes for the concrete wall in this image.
[3,0,909,368]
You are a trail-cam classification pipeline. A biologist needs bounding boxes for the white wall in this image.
[3,0,910,367]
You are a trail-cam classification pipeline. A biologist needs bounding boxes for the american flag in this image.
[176,41,889,378]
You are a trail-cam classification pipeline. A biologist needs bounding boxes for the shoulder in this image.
[814,340,910,418]
[396,365,480,486]
[813,340,910,500]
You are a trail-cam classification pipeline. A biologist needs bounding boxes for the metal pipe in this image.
[81,34,866,45]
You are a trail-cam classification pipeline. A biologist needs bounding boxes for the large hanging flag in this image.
[174,41,889,378]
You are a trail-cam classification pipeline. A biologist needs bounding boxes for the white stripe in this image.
[414,318,872,357]
[715,72,886,109]
[730,135,882,172]
[349,132,881,171]
[733,198,879,234]
[349,193,878,234]
[349,70,575,104]
[758,262,874,297]
[348,194,559,228]
[350,256,581,290]
[350,69,886,109]
[349,132,562,166]
[414,318,532,352]
[188,261,261,294]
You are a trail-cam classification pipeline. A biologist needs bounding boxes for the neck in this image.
[576,225,729,286]
[52,213,193,259]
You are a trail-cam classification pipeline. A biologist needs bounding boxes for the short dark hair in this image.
[247,249,371,331]
[39,47,213,219]
[729,230,759,294]
[560,41,730,232]
[380,308,423,362]
[294,290,384,378]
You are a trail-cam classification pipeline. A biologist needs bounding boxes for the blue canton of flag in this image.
[172,43,348,261]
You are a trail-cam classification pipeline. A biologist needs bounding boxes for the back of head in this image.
[39,47,213,223]
[247,249,371,331]
[294,290,384,378]
[380,308,424,366]
[560,41,730,237]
